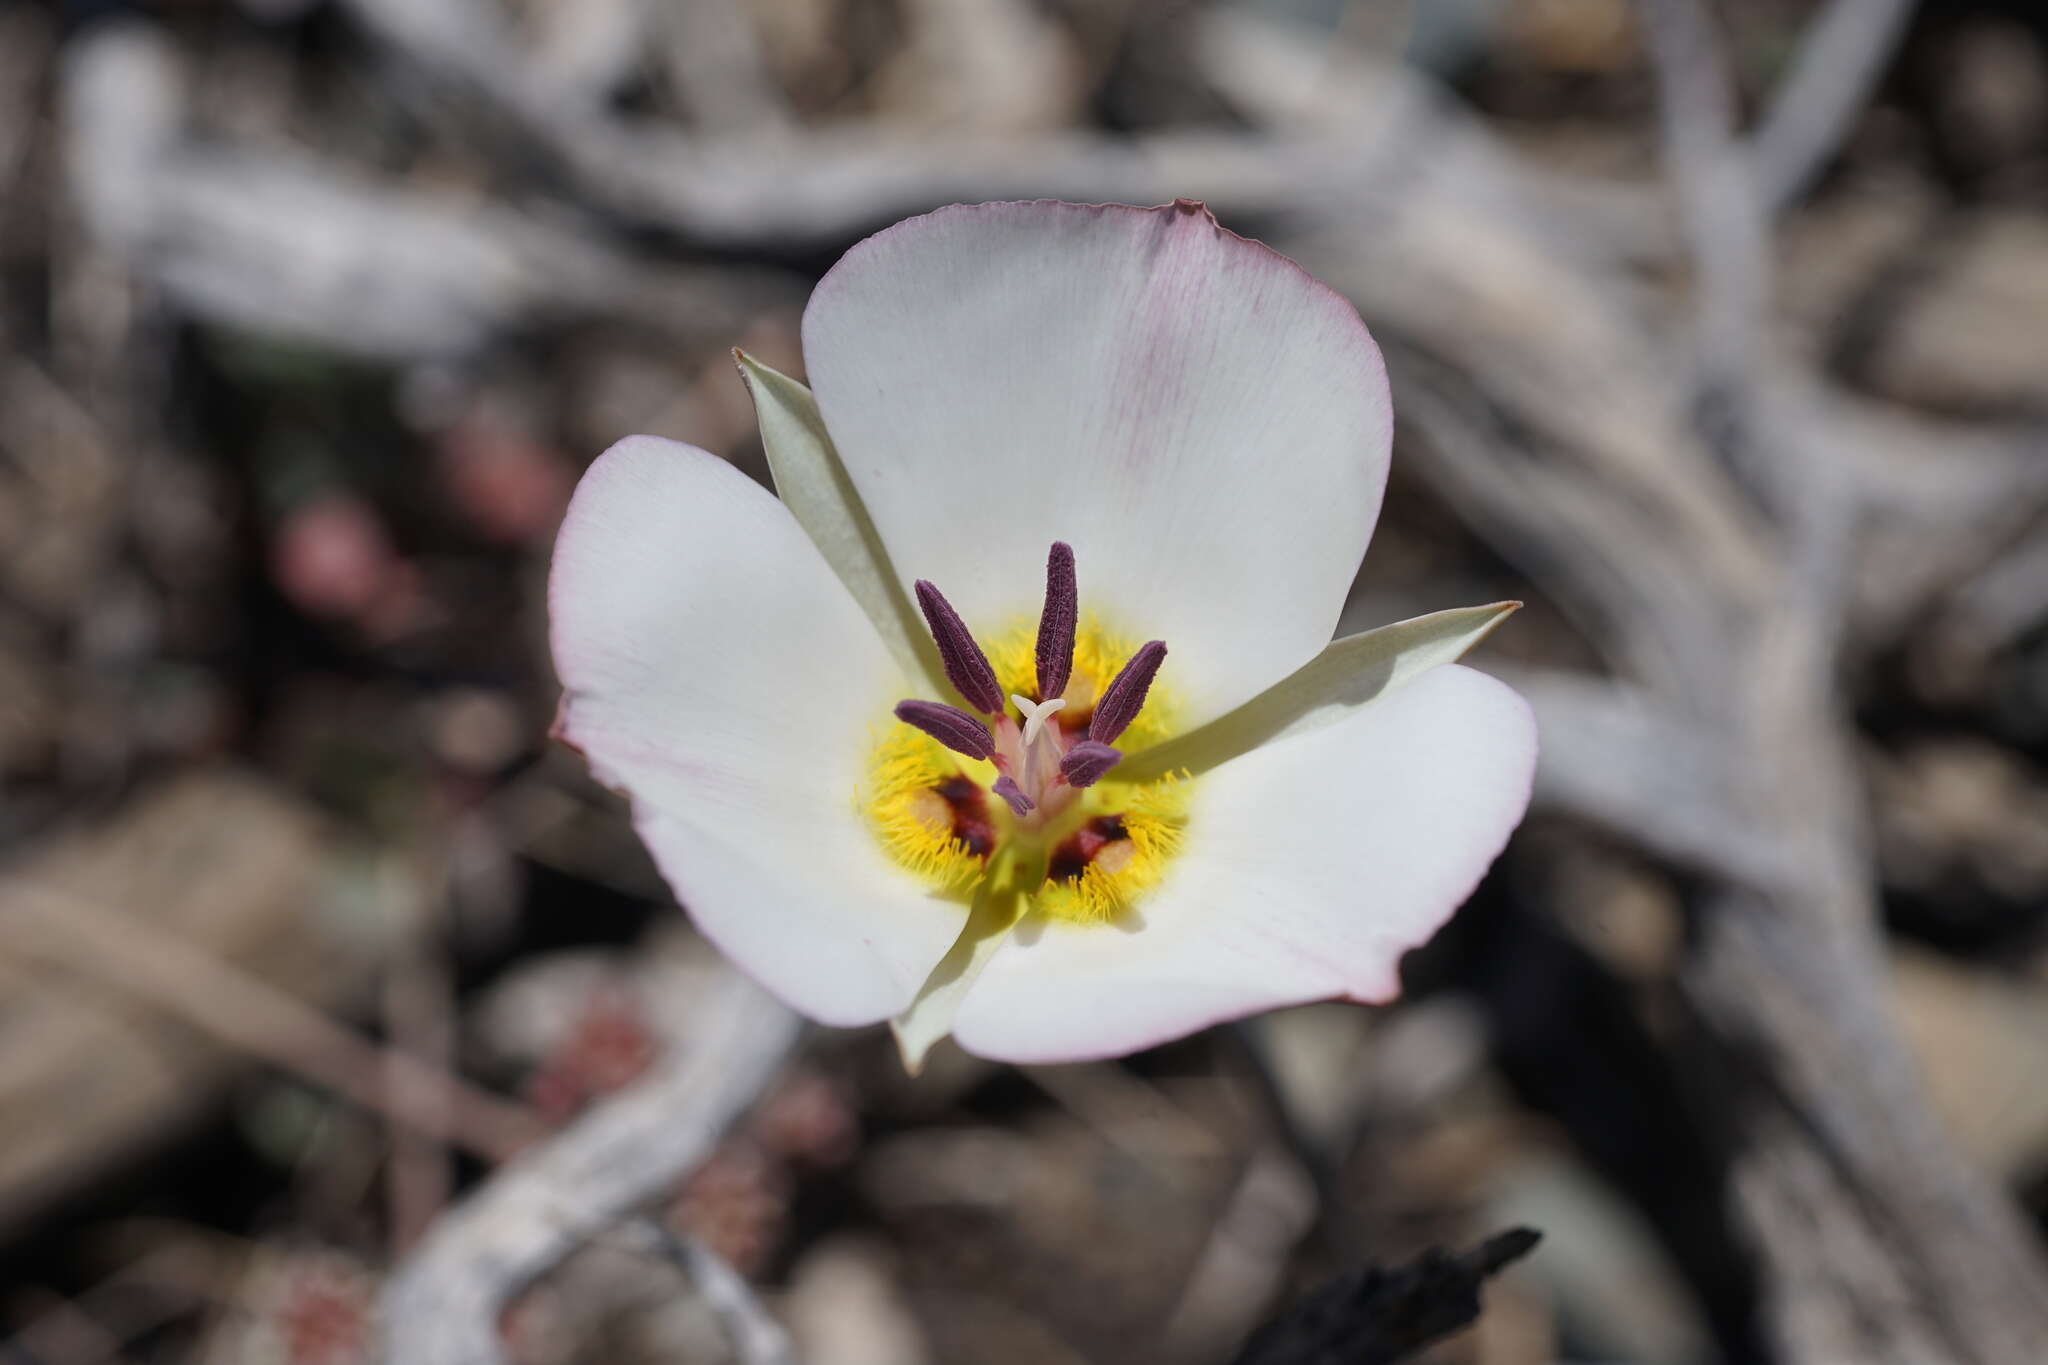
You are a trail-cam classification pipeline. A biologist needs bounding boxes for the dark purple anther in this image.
[1090,641,1167,744]
[992,775,1036,817]
[1058,741,1121,789]
[915,579,1004,715]
[1036,541,1078,702]
[893,700,997,760]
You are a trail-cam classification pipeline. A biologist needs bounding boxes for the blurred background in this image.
[4,0,2048,1362]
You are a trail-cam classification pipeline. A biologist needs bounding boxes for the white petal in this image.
[803,200,1391,728]
[950,665,1536,1063]
[550,436,963,1025]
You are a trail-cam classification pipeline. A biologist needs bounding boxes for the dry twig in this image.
[0,878,543,1164]
[62,21,802,362]
[1752,0,1920,216]
[375,964,802,1365]
[48,5,2048,1360]
[625,1219,799,1365]
[1194,9,2048,1360]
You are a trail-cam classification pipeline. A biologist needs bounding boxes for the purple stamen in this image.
[915,579,1004,715]
[1059,741,1121,789]
[1090,640,1167,744]
[992,775,1036,817]
[1036,541,1077,702]
[893,699,996,760]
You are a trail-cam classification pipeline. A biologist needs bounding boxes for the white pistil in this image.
[1011,693,1068,749]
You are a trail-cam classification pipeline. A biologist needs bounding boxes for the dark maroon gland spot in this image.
[893,699,996,760]
[1049,815,1131,882]
[1058,740,1121,788]
[935,776,996,857]
[1036,541,1078,701]
[914,578,1004,715]
[1090,640,1167,744]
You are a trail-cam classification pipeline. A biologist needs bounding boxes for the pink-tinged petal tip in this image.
[803,199,1392,728]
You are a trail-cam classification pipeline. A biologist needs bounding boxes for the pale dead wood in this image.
[1310,1,2048,1355]
[3,1288,139,1365]
[337,0,1646,253]
[526,0,653,110]
[624,1219,800,1365]
[1363,0,1924,263]
[656,0,795,137]
[1194,8,2048,1360]
[383,881,461,1253]
[1752,0,1920,217]
[1158,1149,1318,1362]
[62,22,803,363]
[0,771,533,1232]
[0,877,544,1165]
[1639,0,1774,403]
[375,964,802,1365]
[1940,526,2048,654]
[1493,668,1779,884]
[53,3,2048,1358]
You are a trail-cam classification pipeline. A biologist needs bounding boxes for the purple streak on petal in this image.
[1090,640,1167,744]
[992,775,1036,817]
[1058,741,1122,789]
[915,579,1004,715]
[893,699,997,760]
[1036,541,1078,701]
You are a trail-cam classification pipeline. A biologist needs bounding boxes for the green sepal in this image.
[1114,603,1521,783]
[889,848,1035,1074]
[735,350,946,694]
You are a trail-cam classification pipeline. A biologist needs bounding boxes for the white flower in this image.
[549,200,1536,1069]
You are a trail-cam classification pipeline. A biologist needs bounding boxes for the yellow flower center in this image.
[861,614,1192,924]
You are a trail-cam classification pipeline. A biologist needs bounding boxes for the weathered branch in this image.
[1,878,542,1164]
[62,22,803,362]
[1212,10,2048,1359]
[375,965,802,1365]
[625,1220,799,1365]
[1752,0,1920,216]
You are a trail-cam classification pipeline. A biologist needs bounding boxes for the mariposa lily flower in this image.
[550,200,1535,1070]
